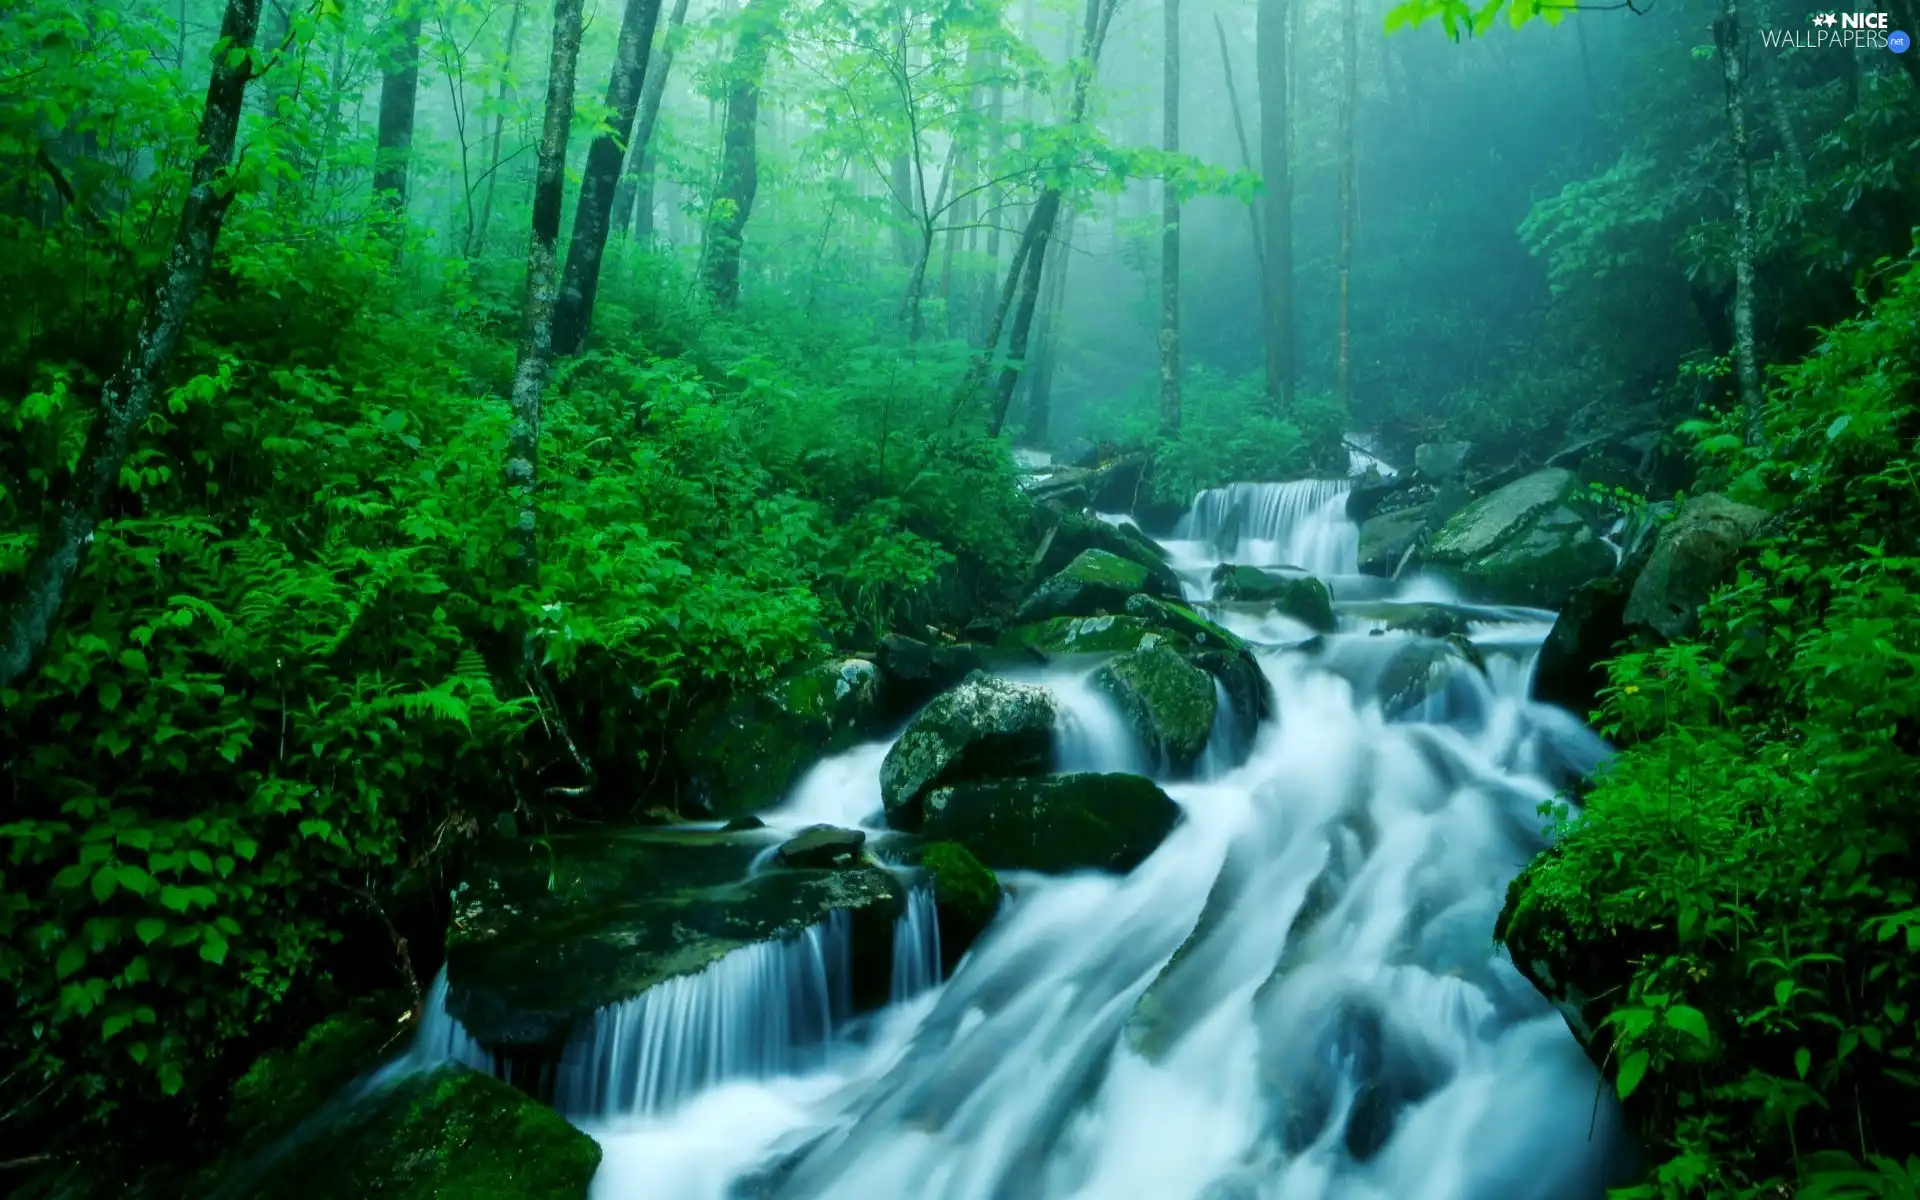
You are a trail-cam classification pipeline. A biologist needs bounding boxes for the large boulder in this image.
[444,828,904,1047]
[875,634,988,717]
[776,825,867,869]
[879,672,1057,829]
[1037,512,1180,598]
[678,658,888,818]
[1346,468,1417,522]
[1357,507,1431,577]
[1093,643,1219,771]
[1210,565,1336,632]
[920,841,1001,972]
[1414,441,1472,480]
[1002,614,1165,657]
[1622,494,1768,639]
[1422,469,1615,607]
[921,773,1182,874]
[234,1065,600,1199]
[1124,594,1249,652]
[1016,548,1179,624]
[1531,575,1632,718]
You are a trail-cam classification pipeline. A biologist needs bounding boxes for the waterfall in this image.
[1173,479,1358,578]
[408,967,494,1075]
[553,913,852,1119]
[890,888,943,1003]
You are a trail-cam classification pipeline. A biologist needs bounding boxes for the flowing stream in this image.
[431,475,1636,1199]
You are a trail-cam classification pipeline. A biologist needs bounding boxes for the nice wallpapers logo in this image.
[1759,11,1912,50]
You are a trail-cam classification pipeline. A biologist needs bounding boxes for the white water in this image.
[572,476,1630,1199]
[890,888,943,1003]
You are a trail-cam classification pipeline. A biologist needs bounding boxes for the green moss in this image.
[1425,468,1575,562]
[677,658,884,817]
[1093,644,1217,769]
[1123,594,1249,652]
[1001,614,1158,655]
[228,1001,408,1155]
[921,841,1000,930]
[1209,566,1335,631]
[877,672,1056,827]
[1014,549,1175,624]
[920,773,1181,874]
[242,1065,600,1199]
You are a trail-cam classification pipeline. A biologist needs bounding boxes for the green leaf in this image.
[136,919,166,944]
[1617,1050,1650,1100]
[91,866,118,903]
[1826,414,1852,440]
[159,885,192,913]
[1775,979,1794,1006]
[199,930,229,965]
[102,1012,133,1041]
[188,850,213,874]
[117,864,153,895]
[98,680,122,711]
[1795,1047,1811,1079]
[56,940,87,980]
[1664,1005,1710,1044]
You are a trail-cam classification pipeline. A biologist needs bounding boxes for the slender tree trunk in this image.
[1336,0,1355,412]
[0,0,266,691]
[702,0,781,307]
[988,190,1061,439]
[1257,0,1294,413]
[471,0,526,256]
[1026,208,1074,443]
[614,0,692,238]
[1159,0,1180,438]
[374,9,424,211]
[1714,0,1764,446]
[506,0,587,578]
[1214,15,1264,269]
[549,0,667,355]
[903,139,963,345]
[978,59,1006,340]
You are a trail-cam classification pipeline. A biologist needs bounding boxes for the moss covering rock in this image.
[237,1065,600,1199]
[678,657,889,818]
[445,827,903,1047]
[874,634,989,717]
[1209,565,1336,632]
[1622,493,1767,638]
[1123,593,1248,652]
[1037,512,1181,598]
[921,841,1001,970]
[1093,643,1218,770]
[1014,548,1177,624]
[1357,507,1431,577]
[920,772,1182,874]
[1423,469,1615,607]
[879,672,1057,829]
[1001,614,1161,656]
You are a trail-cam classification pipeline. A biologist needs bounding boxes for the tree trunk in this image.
[471,0,527,256]
[614,0,693,239]
[1336,0,1356,412]
[978,58,1006,341]
[505,0,587,578]
[988,189,1061,439]
[1257,0,1294,413]
[374,9,424,211]
[1713,0,1764,446]
[1159,0,1181,438]
[0,0,266,691]
[702,0,781,307]
[1025,208,1074,443]
[549,0,666,355]
[1213,14,1264,269]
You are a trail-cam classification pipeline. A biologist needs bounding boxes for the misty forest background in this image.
[3,0,1920,1193]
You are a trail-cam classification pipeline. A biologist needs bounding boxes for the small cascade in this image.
[1049,668,1151,775]
[1174,479,1358,578]
[409,967,494,1075]
[890,888,943,1003]
[553,913,853,1119]
[1194,677,1251,781]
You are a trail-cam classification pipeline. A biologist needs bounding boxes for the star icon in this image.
[1813,12,1837,25]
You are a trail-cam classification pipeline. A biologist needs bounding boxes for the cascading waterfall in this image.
[553,913,852,1119]
[1173,479,1358,578]
[409,967,494,1075]
[576,465,1634,1200]
[890,888,943,1003]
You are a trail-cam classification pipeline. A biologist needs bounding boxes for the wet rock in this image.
[1002,614,1161,656]
[1037,513,1180,598]
[921,841,1001,970]
[1531,575,1631,718]
[876,633,988,717]
[1125,593,1249,652]
[444,828,904,1048]
[921,773,1181,874]
[1210,565,1336,632]
[1345,467,1417,522]
[1622,493,1768,639]
[1356,507,1431,577]
[879,672,1057,829]
[1341,600,1474,639]
[1414,441,1472,480]
[236,1064,600,1199]
[1374,636,1486,721]
[777,825,867,869]
[721,814,766,832]
[1093,644,1219,771]
[1016,548,1178,624]
[677,658,888,818]
[1423,469,1615,607]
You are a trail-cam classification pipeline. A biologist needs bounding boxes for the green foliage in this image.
[1499,250,1920,1197]
[1095,366,1343,498]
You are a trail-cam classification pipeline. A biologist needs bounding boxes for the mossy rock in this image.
[921,772,1181,874]
[921,841,1001,970]
[1123,593,1249,653]
[1423,469,1616,607]
[678,658,887,818]
[227,999,409,1155]
[879,672,1057,829]
[445,827,903,1047]
[1093,644,1218,771]
[1037,513,1180,595]
[1357,507,1430,577]
[1209,565,1336,632]
[874,634,988,718]
[1426,468,1577,563]
[1621,493,1767,639]
[240,1065,600,1199]
[1340,600,1475,639]
[1001,614,1161,656]
[1014,549,1177,624]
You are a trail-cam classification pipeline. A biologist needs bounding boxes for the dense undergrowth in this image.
[1499,250,1920,1198]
